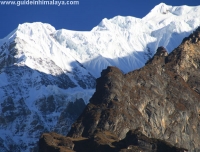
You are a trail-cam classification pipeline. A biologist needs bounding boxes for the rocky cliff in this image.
[1,3,200,151]
[39,27,200,151]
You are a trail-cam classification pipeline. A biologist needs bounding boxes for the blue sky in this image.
[0,0,199,38]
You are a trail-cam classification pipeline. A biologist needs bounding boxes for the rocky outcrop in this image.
[39,26,200,151]
[39,129,187,152]
[64,27,200,151]
[116,129,187,152]
[2,6,200,151]
[39,132,75,152]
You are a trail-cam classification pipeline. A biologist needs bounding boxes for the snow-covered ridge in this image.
[1,3,200,77]
[53,3,200,77]
[0,3,200,152]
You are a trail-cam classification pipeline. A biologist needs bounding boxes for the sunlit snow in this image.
[0,3,200,152]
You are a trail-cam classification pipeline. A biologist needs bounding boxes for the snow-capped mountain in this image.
[54,3,200,77]
[0,23,96,151]
[0,3,200,152]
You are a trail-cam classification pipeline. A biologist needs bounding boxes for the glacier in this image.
[0,2,200,152]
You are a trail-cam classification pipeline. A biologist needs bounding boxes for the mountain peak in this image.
[93,15,141,32]
[1,3,200,152]
[16,22,56,38]
[148,3,172,15]
[145,46,168,65]
[143,3,200,21]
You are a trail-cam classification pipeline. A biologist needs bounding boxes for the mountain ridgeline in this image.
[39,27,200,151]
[0,3,200,152]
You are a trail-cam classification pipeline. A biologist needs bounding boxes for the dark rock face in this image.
[54,99,86,135]
[116,129,187,152]
[39,129,186,152]
[39,132,75,152]
[67,28,200,151]
[0,41,18,70]
[39,27,200,151]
